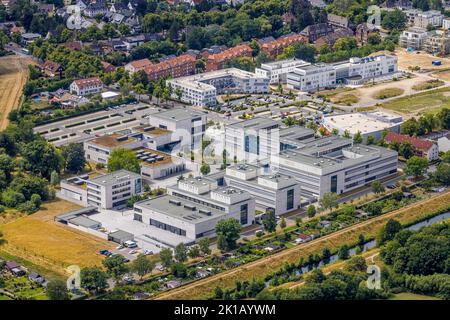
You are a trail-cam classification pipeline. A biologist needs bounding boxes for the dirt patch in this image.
[0,55,33,130]
[395,48,450,71]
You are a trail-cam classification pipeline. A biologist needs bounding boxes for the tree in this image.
[103,255,128,281]
[366,135,375,145]
[188,245,200,259]
[280,217,287,229]
[353,131,363,144]
[50,170,59,186]
[21,139,63,179]
[198,237,211,256]
[405,156,428,178]
[132,254,155,280]
[338,244,350,260]
[371,181,385,194]
[61,143,86,173]
[381,9,407,30]
[0,230,5,246]
[307,205,316,218]
[365,201,383,215]
[378,219,402,245]
[159,248,173,269]
[216,218,241,252]
[344,256,367,272]
[174,243,188,263]
[171,262,187,278]
[399,142,414,159]
[47,279,69,300]
[319,192,339,211]
[434,163,450,186]
[263,208,277,233]
[322,248,331,264]
[200,163,210,175]
[107,148,140,173]
[80,267,108,293]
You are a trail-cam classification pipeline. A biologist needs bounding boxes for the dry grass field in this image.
[155,191,450,300]
[0,55,32,130]
[394,48,450,71]
[0,199,114,276]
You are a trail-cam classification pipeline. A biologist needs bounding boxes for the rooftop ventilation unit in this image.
[199,209,212,216]
[169,199,181,206]
[184,204,196,211]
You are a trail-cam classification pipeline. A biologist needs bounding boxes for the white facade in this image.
[70,78,103,96]
[414,10,443,28]
[399,27,429,49]
[60,170,142,209]
[438,134,450,153]
[443,18,450,30]
[134,177,255,241]
[167,68,270,107]
[347,55,398,80]
[255,59,309,84]
[286,63,336,92]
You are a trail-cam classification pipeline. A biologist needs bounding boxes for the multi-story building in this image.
[286,63,336,92]
[83,0,108,17]
[148,109,207,151]
[260,33,308,59]
[215,164,302,215]
[255,59,310,84]
[385,132,439,161]
[167,68,270,107]
[124,58,153,74]
[443,18,450,29]
[344,55,398,84]
[323,111,403,141]
[205,44,253,72]
[133,177,255,241]
[399,27,429,49]
[423,30,450,55]
[225,117,281,163]
[69,77,103,96]
[143,54,196,82]
[300,23,334,42]
[60,169,142,209]
[409,9,444,28]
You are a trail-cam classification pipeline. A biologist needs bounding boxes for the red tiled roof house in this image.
[385,132,439,161]
[144,54,196,82]
[70,77,104,96]
[205,44,253,72]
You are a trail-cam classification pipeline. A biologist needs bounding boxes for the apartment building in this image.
[406,9,444,28]
[148,109,207,151]
[69,77,103,96]
[134,177,255,241]
[286,63,336,92]
[399,27,429,49]
[60,170,142,209]
[167,68,270,107]
[143,54,196,82]
[205,44,253,72]
[124,58,153,74]
[400,27,450,54]
[255,59,310,84]
[260,33,308,59]
[300,23,334,42]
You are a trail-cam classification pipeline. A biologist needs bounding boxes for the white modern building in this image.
[133,177,255,241]
[148,109,207,151]
[69,77,103,96]
[407,9,444,28]
[255,59,309,84]
[344,55,398,84]
[60,170,142,209]
[215,164,302,215]
[323,111,403,141]
[399,27,429,49]
[167,68,270,107]
[286,63,336,92]
[225,117,281,163]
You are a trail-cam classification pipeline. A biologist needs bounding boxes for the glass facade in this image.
[240,204,248,225]
[150,218,186,236]
[287,189,294,210]
[331,175,338,193]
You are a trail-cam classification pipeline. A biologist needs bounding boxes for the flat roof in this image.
[227,117,280,130]
[69,216,101,228]
[151,108,206,122]
[132,125,172,137]
[89,169,140,186]
[136,195,227,223]
[88,133,137,148]
[324,113,400,135]
[135,147,174,168]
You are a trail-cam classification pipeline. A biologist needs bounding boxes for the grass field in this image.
[412,79,444,91]
[155,191,450,300]
[380,86,450,115]
[0,55,32,130]
[372,88,404,100]
[0,199,114,276]
[389,293,440,300]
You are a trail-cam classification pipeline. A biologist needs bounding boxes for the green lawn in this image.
[372,88,404,100]
[0,294,12,300]
[389,292,441,300]
[380,87,450,115]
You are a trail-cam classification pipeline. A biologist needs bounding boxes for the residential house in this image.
[314,28,354,50]
[327,13,353,30]
[385,132,439,161]
[125,58,153,74]
[260,33,308,59]
[101,61,116,73]
[144,54,196,82]
[438,133,450,152]
[41,60,63,78]
[70,77,103,96]
[300,23,334,42]
[83,0,108,18]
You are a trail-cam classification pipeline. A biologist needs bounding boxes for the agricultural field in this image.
[155,191,450,300]
[379,86,450,116]
[0,55,33,130]
[0,199,114,276]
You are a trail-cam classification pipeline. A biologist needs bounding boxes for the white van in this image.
[123,240,137,248]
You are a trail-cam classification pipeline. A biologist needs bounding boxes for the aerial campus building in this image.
[255,59,310,84]
[225,117,399,200]
[166,68,270,107]
[286,54,398,91]
[60,170,142,209]
[133,177,255,241]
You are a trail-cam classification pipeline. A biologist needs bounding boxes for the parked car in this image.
[99,249,111,256]
[143,249,153,255]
